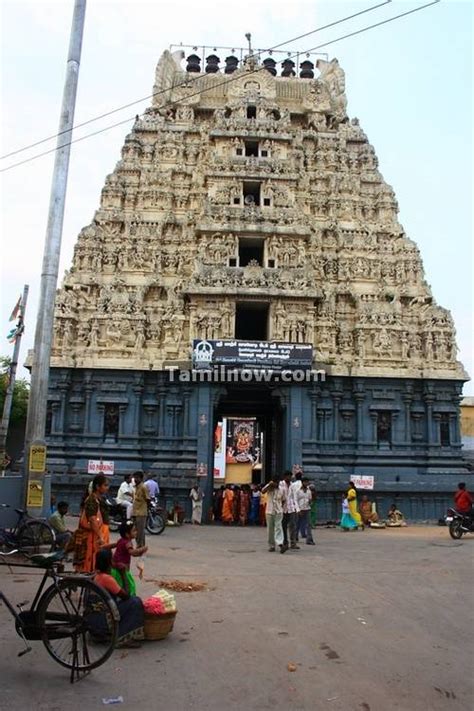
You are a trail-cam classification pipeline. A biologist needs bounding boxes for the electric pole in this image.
[23,0,87,506]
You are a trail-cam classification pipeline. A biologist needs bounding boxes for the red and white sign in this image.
[88,460,114,475]
[351,475,374,490]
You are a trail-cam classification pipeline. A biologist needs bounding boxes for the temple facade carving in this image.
[44,48,467,519]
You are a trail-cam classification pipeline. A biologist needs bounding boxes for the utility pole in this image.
[0,285,29,473]
[23,0,87,507]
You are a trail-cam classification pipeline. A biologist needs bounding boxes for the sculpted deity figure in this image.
[89,320,100,349]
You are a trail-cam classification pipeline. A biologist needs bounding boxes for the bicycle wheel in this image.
[17,520,56,553]
[38,577,119,672]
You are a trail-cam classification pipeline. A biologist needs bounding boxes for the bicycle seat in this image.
[15,508,27,516]
[30,551,65,568]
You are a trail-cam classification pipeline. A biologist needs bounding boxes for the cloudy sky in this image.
[1,0,472,391]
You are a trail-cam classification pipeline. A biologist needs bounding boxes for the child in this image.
[340,494,358,531]
[111,521,148,595]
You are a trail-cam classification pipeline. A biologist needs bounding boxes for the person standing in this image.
[262,476,286,553]
[309,483,317,529]
[279,471,291,550]
[221,484,234,525]
[239,484,251,525]
[132,471,149,547]
[296,478,315,545]
[190,482,204,524]
[347,481,364,530]
[287,472,302,549]
[145,473,160,500]
[116,474,134,520]
[250,484,261,524]
[340,494,358,531]
[259,486,267,526]
[73,474,109,572]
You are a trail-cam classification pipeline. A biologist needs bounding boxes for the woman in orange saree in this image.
[73,474,110,572]
[221,485,234,524]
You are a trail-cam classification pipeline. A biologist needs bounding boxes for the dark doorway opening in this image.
[243,181,261,206]
[235,302,268,340]
[239,237,264,266]
[247,105,257,119]
[215,385,284,485]
[245,140,259,157]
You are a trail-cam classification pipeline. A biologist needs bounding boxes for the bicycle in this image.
[0,503,56,554]
[0,549,119,683]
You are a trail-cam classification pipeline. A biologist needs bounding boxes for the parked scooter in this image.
[106,497,166,535]
[445,507,474,539]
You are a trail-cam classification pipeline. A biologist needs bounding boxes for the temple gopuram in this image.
[44,47,469,518]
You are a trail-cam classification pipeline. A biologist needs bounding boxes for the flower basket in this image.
[143,610,177,640]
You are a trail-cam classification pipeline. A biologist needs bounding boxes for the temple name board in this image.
[192,340,313,370]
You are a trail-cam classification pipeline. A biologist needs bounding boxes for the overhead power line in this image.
[0,0,440,174]
[0,0,391,160]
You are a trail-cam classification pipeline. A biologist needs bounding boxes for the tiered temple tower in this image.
[46,48,468,517]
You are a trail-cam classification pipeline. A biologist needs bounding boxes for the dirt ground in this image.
[0,523,473,711]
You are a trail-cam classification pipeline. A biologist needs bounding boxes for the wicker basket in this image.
[143,610,177,640]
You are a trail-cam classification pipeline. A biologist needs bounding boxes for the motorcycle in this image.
[445,507,474,539]
[106,497,166,535]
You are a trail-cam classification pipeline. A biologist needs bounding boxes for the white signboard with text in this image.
[352,475,374,490]
[88,460,114,475]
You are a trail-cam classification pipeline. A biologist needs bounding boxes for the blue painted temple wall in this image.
[46,367,469,521]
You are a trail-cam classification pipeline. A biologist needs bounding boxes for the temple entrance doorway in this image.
[213,384,284,487]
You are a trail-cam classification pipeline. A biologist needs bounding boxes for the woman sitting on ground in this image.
[386,504,407,527]
[359,495,380,526]
[93,548,145,648]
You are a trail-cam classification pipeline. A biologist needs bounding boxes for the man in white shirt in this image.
[116,473,134,519]
[280,471,301,550]
[262,476,286,554]
[145,473,160,500]
[286,471,302,550]
[296,477,315,545]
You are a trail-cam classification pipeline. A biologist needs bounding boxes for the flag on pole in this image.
[9,295,22,322]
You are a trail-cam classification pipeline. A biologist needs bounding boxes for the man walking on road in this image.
[279,470,300,550]
[262,476,286,554]
[297,478,315,545]
[132,471,149,547]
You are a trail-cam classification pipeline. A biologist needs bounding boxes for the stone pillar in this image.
[182,388,191,436]
[97,404,105,437]
[354,386,366,446]
[118,405,127,437]
[57,383,69,434]
[83,380,93,434]
[432,413,441,445]
[308,387,319,440]
[370,412,378,445]
[332,393,341,442]
[424,392,434,444]
[402,392,412,444]
[51,402,60,435]
[289,388,303,472]
[196,384,213,522]
[157,387,167,437]
[132,382,144,436]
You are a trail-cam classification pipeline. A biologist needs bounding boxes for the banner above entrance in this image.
[192,340,313,370]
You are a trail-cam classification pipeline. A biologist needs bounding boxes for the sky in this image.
[1,0,473,392]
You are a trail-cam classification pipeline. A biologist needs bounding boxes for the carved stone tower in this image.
[46,48,468,518]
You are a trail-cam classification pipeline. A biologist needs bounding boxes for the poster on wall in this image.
[88,460,114,475]
[352,475,375,490]
[213,420,227,479]
[225,418,261,465]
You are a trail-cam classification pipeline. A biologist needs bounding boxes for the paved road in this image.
[0,524,473,711]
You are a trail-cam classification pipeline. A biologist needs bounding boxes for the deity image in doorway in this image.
[226,419,260,464]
